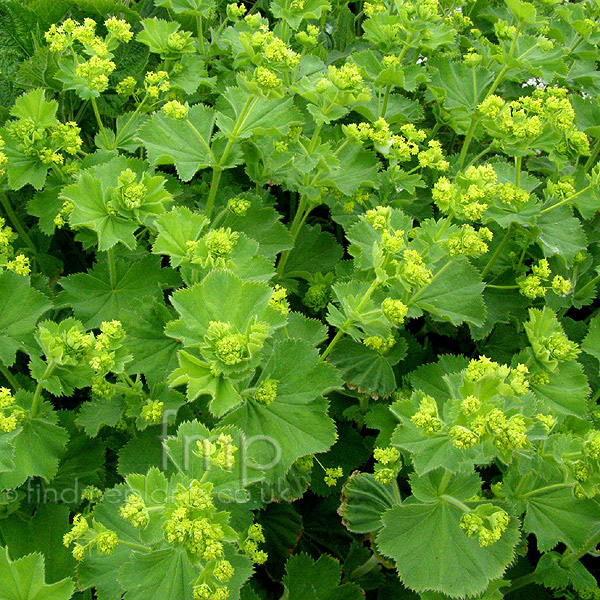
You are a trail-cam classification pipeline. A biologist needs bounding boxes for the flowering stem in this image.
[584,138,600,172]
[407,260,453,306]
[457,116,479,170]
[196,15,205,55]
[0,365,20,391]
[560,528,600,568]
[519,482,570,499]
[514,156,521,188]
[205,95,259,219]
[91,97,110,148]
[205,167,222,220]
[502,572,537,595]
[112,94,148,149]
[319,278,379,362]
[276,196,312,279]
[481,224,513,278]
[439,494,471,513]
[576,273,600,300]
[31,361,56,418]
[539,185,591,215]
[0,192,37,256]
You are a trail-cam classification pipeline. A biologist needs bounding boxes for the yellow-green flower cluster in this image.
[164,487,228,565]
[204,228,240,260]
[269,284,290,315]
[303,282,330,312]
[433,164,498,221]
[447,224,492,257]
[197,433,238,471]
[381,298,408,325]
[64,514,118,560]
[243,523,268,564]
[411,395,442,434]
[479,88,588,155]
[373,446,401,484]
[141,399,164,424]
[363,333,396,354]
[227,197,251,216]
[399,249,432,288]
[5,111,83,175]
[460,505,510,547]
[202,320,269,376]
[144,71,170,99]
[120,493,149,528]
[254,379,278,406]
[324,466,343,487]
[163,100,189,120]
[417,140,449,171]
[75,55,116,92]
[0,388,23,433]
[296,24,319,47]
[517,259,572,300]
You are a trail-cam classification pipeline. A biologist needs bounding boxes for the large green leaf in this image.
[223,340,340,478]
[340,472,401,534]
[59,252,178,328]
[0,392,69,489]
[281,553,363,600]
[0,547,74,600]
[0,272,51,366]
[137,104,216,181]
[412,259,486,327]
[377,470,520,598]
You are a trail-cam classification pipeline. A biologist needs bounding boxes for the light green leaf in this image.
[121,300,182,387]
[0,547,74,600]
[0,271,51,366]
[216,88,301,139]
[582,314,600,362]
[137,104,216,181]
[59,252,178,328]
[330,337,406,397]
[377,471,519,598]
[412,259,486,327]
[536,206,587,264]
[223,339,340,477]
[0,392,69,489]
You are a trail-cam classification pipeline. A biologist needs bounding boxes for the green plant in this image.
[0,0,600,598]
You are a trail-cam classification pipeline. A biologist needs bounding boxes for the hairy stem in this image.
[0,192,37,256]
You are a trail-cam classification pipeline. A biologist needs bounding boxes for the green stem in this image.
[320,279,380,362]
[0,193,37,256]
[196,14,205,54]
[457,116,479,170]
[584,138,600,172]
[0,365,20,390]
[31,362,55,418]
[107,248,117,289]
[119,540,151,552]
[276,196,313,278]
[205,167,223,220]
[503,573,537,595]
[439,494,471,513]
[540,185,591,214]
[112,94,148,149]
[486,284,519,289]
[514,155,521,188]
[91,97,110,147]
[381,84,392,118]
[481,225,513,278]
[560,528,600,568]
[520,482,570,499]
[576,273,600,300]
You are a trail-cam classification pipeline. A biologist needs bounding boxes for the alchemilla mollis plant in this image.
[0,0,599,598]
